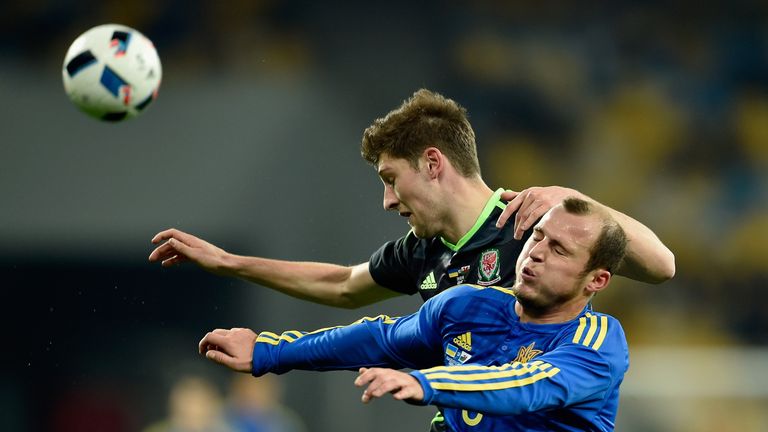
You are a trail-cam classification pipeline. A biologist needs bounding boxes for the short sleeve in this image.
[369,232,421,295]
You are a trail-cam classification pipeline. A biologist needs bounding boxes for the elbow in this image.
[660,252,676,282]
[649,250,676,284]
[336,287,367,310]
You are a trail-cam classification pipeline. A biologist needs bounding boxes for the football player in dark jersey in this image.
[149,89,674,307]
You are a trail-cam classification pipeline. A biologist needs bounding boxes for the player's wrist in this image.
[408,371,433,405]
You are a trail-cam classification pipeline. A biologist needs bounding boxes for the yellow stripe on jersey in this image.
[572,317,587,344]
[582,314,599,347]
[256,335,280,345]
[592,316,609,350]
[421,361,536,375]
[304,315,398,336]
[424,362,555,382]
[490,286,516,296]
[256,315,398,345]
[429,368,561,391]
[256,331,302,345]
[259,331,281,340]
[572,313,609,350]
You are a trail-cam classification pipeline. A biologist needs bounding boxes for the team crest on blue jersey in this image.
[445,343,473,366]
[477,248,501,285]
[512,341,544,363]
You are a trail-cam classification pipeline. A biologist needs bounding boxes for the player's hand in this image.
[148,228,228,273]
[198,327,257,373]
[354,367,424,404]
[496,186,586,239]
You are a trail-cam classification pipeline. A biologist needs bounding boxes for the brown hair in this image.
[562,197,628,275]
[361,89,481,177]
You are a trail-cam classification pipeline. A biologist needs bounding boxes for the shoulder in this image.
[566,311,627,354]
[422,284,516,319]
[429,283,511,302]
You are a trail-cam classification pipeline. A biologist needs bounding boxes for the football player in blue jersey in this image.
[149,89,674,307]
[199,197,636,431]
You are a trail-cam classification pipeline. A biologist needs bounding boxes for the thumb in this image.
[205,349,234,368]
[499,190,519,201]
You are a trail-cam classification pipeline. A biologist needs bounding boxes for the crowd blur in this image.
[3,1,767,431]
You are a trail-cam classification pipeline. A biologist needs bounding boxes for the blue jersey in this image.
[252,285,629,431]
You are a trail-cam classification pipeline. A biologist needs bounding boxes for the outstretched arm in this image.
[149,228,400,308]
[199,312,443,376]
[496,187,675,283]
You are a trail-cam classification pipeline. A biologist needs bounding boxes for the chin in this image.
[410,226,434,239]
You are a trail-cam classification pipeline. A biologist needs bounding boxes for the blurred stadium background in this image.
[2,1,767,431]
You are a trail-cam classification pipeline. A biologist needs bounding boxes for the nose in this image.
[383,184,399,211]
[528,240,546,262]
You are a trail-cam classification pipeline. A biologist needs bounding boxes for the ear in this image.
[584,269,611,295]
[422,147,444,179]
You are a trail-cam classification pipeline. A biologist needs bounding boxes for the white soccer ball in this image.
[62,24,162,121]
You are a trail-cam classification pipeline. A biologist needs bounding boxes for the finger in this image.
[199,332,213,354]
[199,331,224,354]
[161,255,188,267]
[361,389,372,404]
[166,238,195,259]
[514,194,543,239]
[151,228,196,245]
[361,381,385,404]
[150,228,178,244]
[515,201,547,238]
[497,190,527,228]
[148,241,179,262]
[354,368,372,387]
[199,332,228,354]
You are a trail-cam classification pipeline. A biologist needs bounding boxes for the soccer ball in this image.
[62,24,162,121]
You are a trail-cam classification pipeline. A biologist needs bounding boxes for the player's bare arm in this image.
[354,367,424,404]
[199,327,257,373]
[497,186,675,283]
[149,229,401,308]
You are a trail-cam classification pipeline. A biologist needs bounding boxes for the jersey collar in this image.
[440,188,507,252]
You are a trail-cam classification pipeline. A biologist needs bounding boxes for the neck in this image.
[439,177,494,244]
[514,298,588,324]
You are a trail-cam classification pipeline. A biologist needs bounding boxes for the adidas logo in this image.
[453,332,472,351]
[420,272,437,290]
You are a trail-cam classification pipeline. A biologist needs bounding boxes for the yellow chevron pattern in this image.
[425,361,560,391]
[255,315,398,346]
[571,312,609,350]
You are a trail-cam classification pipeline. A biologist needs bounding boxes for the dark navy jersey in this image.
[251,284,629,431]
[369,188,531,301]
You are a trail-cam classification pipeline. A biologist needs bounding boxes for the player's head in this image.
[360,88,481,178]
[361,89,482,239]
[512,197,628,315]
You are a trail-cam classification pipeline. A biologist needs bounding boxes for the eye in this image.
[531,231,543,241]
[554,247,566,256]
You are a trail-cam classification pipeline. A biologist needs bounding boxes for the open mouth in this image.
[522,267,535,276]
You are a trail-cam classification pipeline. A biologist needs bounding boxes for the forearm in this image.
[600,206,675,283]
[224,255,371,308]
[253,315,439,376]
